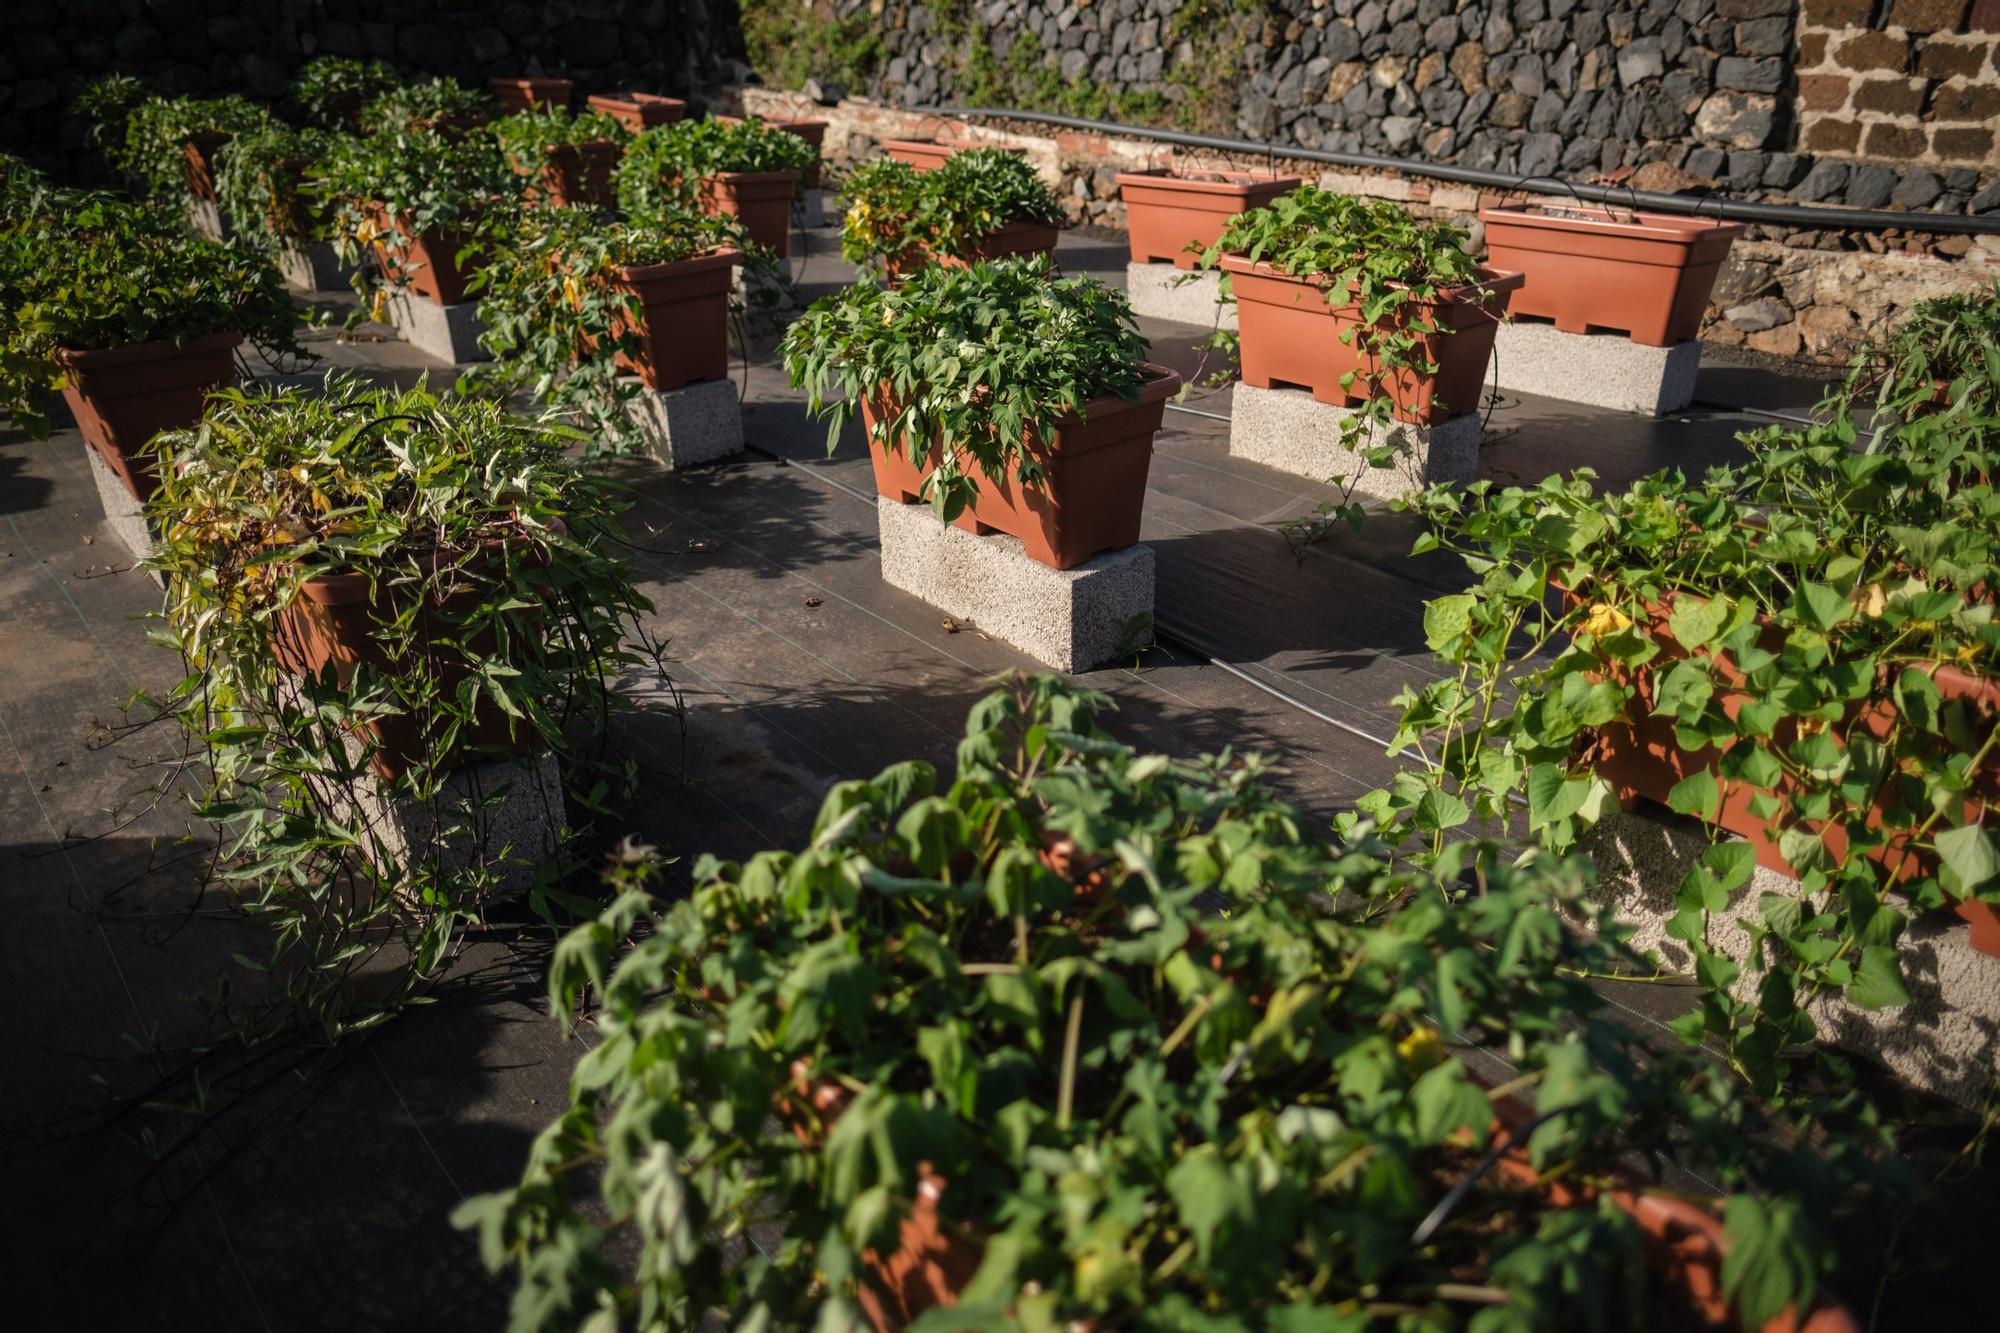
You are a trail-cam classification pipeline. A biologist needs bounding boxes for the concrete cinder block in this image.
[1584,807,2000,1111]
[876,496,1154,673]
[799,188,829,231]
[185,196,228,243]
[88,448,164,585]
[338,749,568,897]
[628,377,744,468]
[1491,321,1702,416]
[1229,382,1480,502]
[385,289,489,364]
[277,241,349,294]
[1126,263,1236,330]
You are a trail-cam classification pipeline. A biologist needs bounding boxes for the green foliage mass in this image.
[458,675,1852,1331]
[838,149,1064,269]
[0,186,304,436]
[782,255,1151,522]
[615,116,820,216]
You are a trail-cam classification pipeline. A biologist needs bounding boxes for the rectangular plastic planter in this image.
[860,363,1182,570]
[1115,168,1301,268]
[1217,254,1522,424]
[1586,593,2000,958]
[1479,203,1744,346]
[587,92,687,133]
[609,249,742,391]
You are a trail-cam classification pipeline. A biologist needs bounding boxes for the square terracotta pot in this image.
[57,332,243,501]
[1479,203,1744,346]
[608,249,741,390]
[524,140,622,209]
[861,363,1181,569]
[367,204,483,307]
[1218,254,1522,424]
[697,171,798,257]
[586,92,687,133]
[182,132,231,202]
[1115,168,1301,268]
[490,77,572,114]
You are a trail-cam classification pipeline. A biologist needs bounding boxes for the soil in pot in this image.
[366,204,483,307]
[697,171,798,258]
[1218,255,1524,424]
[1115,168,1302,268]
[269,533,557,781]
[606,248,741,391]
[1480,203,1744,347]
[585,92,687,133]
[861,362,1182,570]
[881,139,1027,172]
[57,332,243,502]
[489,77,572,114]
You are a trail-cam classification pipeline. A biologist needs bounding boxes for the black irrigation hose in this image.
[915,104,2000,238]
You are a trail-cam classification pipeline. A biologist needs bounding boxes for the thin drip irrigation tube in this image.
[916,104,2000,237]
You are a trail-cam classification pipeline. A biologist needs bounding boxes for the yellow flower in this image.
[1580,602,1633,638]
[1958,642,1980,664]
[1397,1026,1444,1074]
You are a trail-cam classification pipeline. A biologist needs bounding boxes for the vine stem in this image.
[1056,993,1083,1131]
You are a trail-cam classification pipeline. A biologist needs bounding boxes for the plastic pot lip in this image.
[490,77,572,93]
[1052,361,1183,425]
[610,247,745,283]
[1216,252,1526,302]
[542,139,622,158]
[590,91,687,109]
[1114,166,1303,193]
[882,137,1027,155]
[1479,201,1747,244]
[715,112,829,132]
[56,330,244,367]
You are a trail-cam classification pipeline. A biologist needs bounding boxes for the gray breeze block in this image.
[1584,807,2000,1111]
[628,377,745,469]
[1229,381,1480,502]
[277,241,349,294]
[1125,263,1236,331]
[88,448,163,585]
[1491,320,1702,416]
[386,289,489,365]
[876,496,1155,673]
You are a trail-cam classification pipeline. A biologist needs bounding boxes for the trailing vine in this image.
[838,149,1064,272]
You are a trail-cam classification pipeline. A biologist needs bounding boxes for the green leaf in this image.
[1667,596,1728,651]
[1937,825,2000,894]
[1792,582,1849,632]
[1666,770,1721,822]
[1422,593,1476,654]
[1847,945,1911,1011]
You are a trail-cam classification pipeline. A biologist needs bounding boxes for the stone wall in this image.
[0,0,748,178]
[753,1,2000,220]
[1794,0,2000,169]
[738,87,2000,365]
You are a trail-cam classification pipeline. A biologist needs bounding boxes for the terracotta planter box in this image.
[697,171,798,258]
[524,140,622,209]
[861,362,1181,570]
[586,92,687,133]
[182,132,231,202]
[1480,203,1744,347]
[1586,593,2000,957]
[1218,255,1522,424]
[716,113,828,188]
[881,139,1026,172]
[607,249,741,390]
[489,77,572,114]
[1115,168,1301,268]
[57,332,242,502]
[367,204,482,307]
[271,537,555,781]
